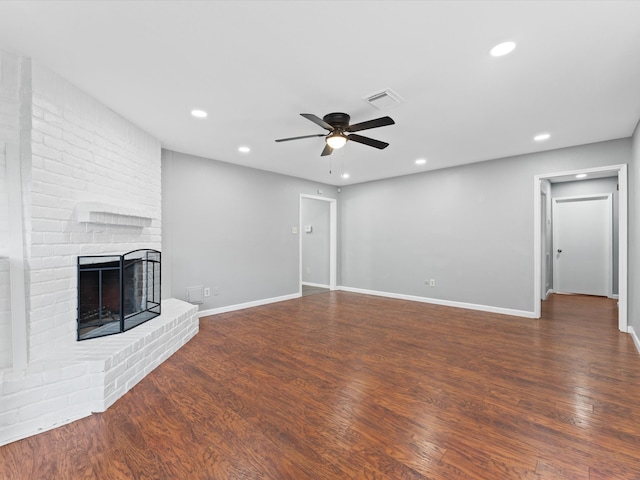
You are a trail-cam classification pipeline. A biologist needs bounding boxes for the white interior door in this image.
[552,194,612,296]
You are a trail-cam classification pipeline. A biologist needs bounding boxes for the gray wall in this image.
[338,139,631,314]
[162,138,633,318]
[301,197,330,286]
[550,177,619,295]
[162,150,337,310]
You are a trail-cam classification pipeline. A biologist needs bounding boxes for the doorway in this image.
[299,194,337,294]
[533,164,628,332]
[552,194,612,297]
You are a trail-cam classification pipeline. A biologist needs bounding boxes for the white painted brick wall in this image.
[28,62,162,356]
[0,259,10,369]
[0,50,21,369]
[1,58,200,448]
[0,360,92,445]
[0,145,8,259]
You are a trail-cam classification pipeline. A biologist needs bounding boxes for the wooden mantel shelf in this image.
[75,202,153,227]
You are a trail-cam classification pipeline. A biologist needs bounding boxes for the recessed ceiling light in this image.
[576,173,588,179]
[534,133,551,142]
[341,173,350,179]
[490,41,516,57]
[238,146,251,153]
[191,109,208,118]
[415,158,427,165]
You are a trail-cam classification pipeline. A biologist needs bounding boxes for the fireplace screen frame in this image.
[77,249,161,341]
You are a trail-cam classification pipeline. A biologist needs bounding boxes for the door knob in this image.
[557,249,562,253]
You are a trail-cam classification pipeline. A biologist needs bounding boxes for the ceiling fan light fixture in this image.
[326,132,347,149]
[275,112,393,156]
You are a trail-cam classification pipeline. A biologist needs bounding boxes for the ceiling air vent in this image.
[363,88,404,111]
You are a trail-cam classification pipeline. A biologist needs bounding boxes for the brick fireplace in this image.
[0,52,198,446]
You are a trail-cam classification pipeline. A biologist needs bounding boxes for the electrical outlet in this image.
[204,287,211,297]
[429,279,436,287]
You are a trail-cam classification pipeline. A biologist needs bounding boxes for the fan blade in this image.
[346,116,395,133]
[347,134,389,150]
[275,134,325,143]
[320,143,333,156]
[301,113,334,131]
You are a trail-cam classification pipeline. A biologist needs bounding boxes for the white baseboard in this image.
[337,286,537,318]
[629,326,640,354]
[198,292,300,318]
[302,282,330,289]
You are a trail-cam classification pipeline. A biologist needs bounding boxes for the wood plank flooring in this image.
[302,285,330,297]
[2,292,639,479]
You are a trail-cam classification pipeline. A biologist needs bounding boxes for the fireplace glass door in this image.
[77,249,161,340]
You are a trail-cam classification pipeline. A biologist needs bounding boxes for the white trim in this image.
[7,142,28,369]
[533,164,628,333]
[629,326,640,354]
[540,180,551,301]
[534,175,541,315]
[618,165,628,332]
[338,286,537,318]
[299,194,337,293]
[302,282,330,289]
[197,293,300,318]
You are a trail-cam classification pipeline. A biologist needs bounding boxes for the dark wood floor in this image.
[2,292,639,479]
[301,284,330,297]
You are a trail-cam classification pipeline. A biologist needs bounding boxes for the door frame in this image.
[299,194,337,292]
[552,193,613,298]
[533,164,627,332]
[540,180,551,301]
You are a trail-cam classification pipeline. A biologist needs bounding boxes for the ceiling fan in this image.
[275,112,395,156]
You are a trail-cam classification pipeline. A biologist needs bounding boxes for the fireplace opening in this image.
[77,249,161,341]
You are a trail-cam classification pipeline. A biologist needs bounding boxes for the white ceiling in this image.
[0,1,639,186]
